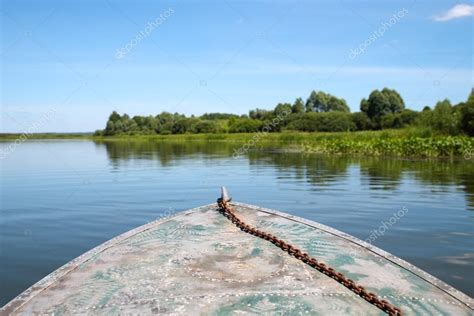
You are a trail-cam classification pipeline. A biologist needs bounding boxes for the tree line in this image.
[95,88,474,136]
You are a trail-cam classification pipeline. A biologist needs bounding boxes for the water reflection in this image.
[95,140,474,210]
[248,152,350,187]
[96,140,235,167]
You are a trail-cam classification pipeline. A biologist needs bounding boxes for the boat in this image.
[1,188,472,315]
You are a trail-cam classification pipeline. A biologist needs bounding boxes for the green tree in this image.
[200,113,238,120]
[430,99,460,135]
[155,112,175,134]
[274,103,292,116]
[361,88,405,127]
[229,118,263,133]
[105,121,115,135]
[328,96,350,112]
[317,112,355,131]
[120,114,132,133]
[380,110,419,129]
[352,112,372,130]
[292,98,305,113]
[156,112,175,125]
[286,113,319,131]
[249,109,272,120]
[132,116,144,127]
[305,91,349,112]
[398,109,419,127]
[360,98,369,113]
[114,120,124,133]
[143,116,158,133]
[108,111,121,122]
[383,88,405,113]
[192,120,219,133]
[286,112,354,132]
[171,117,194,134]
[460,92,474,136]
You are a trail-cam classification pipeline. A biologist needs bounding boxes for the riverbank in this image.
[1,130,473,159]
[0,133,91,140]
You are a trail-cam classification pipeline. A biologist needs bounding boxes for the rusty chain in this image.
[217,198,403,316]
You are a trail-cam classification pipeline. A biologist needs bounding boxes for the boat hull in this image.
[1,202,472,315]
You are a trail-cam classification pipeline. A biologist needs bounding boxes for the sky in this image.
[1,0,473,133]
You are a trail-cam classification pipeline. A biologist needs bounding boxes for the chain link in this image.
[217,198,403,316]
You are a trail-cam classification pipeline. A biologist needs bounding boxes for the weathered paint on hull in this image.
[1,202,472,315]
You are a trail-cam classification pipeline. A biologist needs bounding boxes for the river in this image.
[0,139,473,305]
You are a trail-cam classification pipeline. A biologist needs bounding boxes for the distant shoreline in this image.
[0,133,93,140]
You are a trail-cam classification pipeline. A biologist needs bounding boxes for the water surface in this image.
[1,139,473,305]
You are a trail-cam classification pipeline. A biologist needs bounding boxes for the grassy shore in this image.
[0,133,92,140]
[1,129,473,158]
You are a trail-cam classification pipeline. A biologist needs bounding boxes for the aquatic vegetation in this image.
[297,135,473,158]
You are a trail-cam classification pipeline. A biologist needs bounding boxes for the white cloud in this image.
[434,4,474,22]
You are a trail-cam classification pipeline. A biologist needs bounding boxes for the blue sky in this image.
[1,0,473,132]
